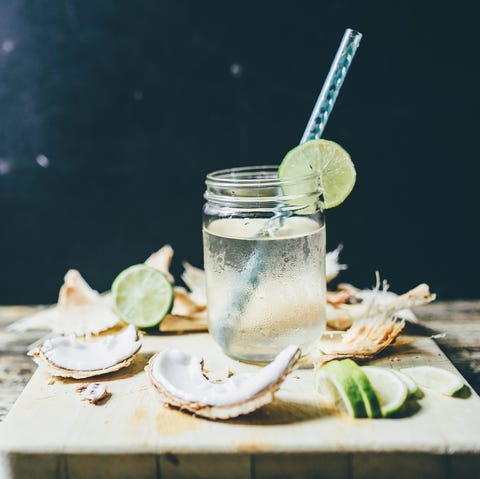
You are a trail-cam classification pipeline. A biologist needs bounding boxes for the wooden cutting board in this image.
[1,332,480,479]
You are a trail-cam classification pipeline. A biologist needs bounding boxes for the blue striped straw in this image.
[215,29,363,355]
[301,29,362,144]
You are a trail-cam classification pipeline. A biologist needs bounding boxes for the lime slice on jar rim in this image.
[279,139,356,209]
[111,264,173,329]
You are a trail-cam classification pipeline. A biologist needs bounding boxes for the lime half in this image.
[112,264,174,328]
[362,366,408,417]
[279,139,356,209]
[315,360,366,418]
[400,366,464,396]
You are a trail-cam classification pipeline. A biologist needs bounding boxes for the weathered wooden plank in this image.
[160,454,250,479]
[351,453,447,479]
[1,303,480,478]
[0,306,47,422]
[0,355,37,422]
[1,301,479,424]
[0,454,65,479]
[448,454,480,479]
[411,302,480,393]
[255,453,349,479]
[0,306,39,326]
[1,334,479,456]
[67,454,157,479]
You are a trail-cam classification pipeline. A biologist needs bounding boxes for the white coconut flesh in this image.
[150,344,300,407]
[41,325,141,371]
[81,383,107,401]
[77,383,110,403]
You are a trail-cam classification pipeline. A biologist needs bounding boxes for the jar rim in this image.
[205,165,318,188]
[204,165,323,213]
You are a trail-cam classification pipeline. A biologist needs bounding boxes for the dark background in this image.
[1,0,479,304]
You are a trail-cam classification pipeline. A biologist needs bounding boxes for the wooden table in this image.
[3,301,479,420]
[1,302,480,479]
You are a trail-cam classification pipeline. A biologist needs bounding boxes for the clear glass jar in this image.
[202,166,326,362]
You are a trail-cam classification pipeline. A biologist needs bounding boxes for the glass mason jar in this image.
[202,166,326,362]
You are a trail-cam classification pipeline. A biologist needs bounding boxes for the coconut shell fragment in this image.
[144,244,175,283]
[9,269,121,336]
[146,345,301,419]
[326,282,436,331]
[29,325,142,379]
[299,284,436,368]
[76,383,111,404]
[160,313,207,333]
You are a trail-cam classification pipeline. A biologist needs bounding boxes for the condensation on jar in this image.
[202,166,326,362]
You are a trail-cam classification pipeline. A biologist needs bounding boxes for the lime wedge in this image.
[391,369,419,396]
[279,139,356,209]
[315,360,366,418]
[361,366,408,417]
[400,366,464,396]
[342,359,382,418]
[112,264,174,328]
